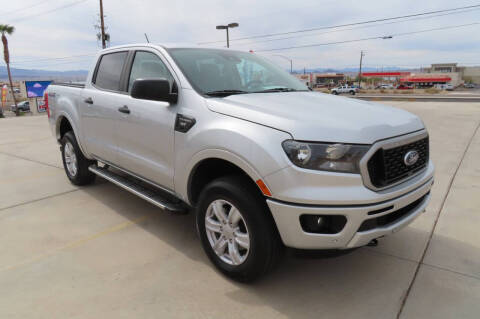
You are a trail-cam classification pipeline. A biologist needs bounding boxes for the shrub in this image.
[425,88,440,94]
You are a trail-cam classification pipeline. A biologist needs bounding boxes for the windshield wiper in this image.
[254,88,299,93]
[204,90,248,97]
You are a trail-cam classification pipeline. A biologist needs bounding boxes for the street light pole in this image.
[226,27,229,48]
[216,23,239,48]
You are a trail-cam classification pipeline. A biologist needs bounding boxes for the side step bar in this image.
[89,165,188,214]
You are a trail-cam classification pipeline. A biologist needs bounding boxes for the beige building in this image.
[423,63,480,85]
[463,66,480,84]
[294,73,346,88]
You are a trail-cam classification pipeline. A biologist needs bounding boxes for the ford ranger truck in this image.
[46,44,434,282]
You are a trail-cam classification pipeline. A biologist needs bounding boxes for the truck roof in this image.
[99,43,247,53]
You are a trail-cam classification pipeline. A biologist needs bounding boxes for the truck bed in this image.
[52,82,85,89]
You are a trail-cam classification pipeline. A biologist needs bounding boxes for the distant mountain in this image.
[292,66,418,74]
[0,66,88,81]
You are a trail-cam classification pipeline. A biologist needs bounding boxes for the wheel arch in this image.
[184,150,269,206]
[55,113,89,158]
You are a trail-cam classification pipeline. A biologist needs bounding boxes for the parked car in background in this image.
[434,83,454,91]
[330,85,358,95]
[396,84,414,90]
[464,83,476,88]
[376,84,394,89]
[10,101,30,112]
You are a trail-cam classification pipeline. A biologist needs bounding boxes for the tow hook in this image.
[367,239,378,247]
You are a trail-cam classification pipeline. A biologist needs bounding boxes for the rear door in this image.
[80,51,128,164]
[114,49,177,190]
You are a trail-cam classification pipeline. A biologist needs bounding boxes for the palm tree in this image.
[0,24,18,116]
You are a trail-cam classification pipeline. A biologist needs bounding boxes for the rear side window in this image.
[94,52,128,91]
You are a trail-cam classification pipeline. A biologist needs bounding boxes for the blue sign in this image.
[25,81,52,98]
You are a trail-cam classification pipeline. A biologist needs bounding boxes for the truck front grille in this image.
[367,136,429,188]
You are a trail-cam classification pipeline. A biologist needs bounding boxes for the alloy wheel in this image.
[64,142,78,177]
[205,199,250,266]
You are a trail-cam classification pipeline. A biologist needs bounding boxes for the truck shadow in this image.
[82,180,478,319]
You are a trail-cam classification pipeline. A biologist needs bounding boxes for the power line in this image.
[0,0,55,17]
[255,22,480,52]
[12,59,93,68]
[9,0,90,23]
[8,20,479,65]
[230,8,480,46]
[11,54,96,64]
[198,4,480,44]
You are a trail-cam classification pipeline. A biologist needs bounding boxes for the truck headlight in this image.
[282,140,370,173]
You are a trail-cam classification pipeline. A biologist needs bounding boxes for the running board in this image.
[88,165,188,214]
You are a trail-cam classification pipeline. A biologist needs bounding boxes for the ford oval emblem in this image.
[404,150,419,166]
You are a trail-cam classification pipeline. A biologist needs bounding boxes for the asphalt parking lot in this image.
[0,101,479,319]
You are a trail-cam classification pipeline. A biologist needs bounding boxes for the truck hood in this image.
[206,91,424,144]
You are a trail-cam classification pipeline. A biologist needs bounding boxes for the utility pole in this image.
[358,50,365,87]
[99,0,106,49]
[273,54,293,73]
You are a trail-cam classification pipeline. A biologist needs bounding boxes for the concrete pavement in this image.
[0,102,479,318]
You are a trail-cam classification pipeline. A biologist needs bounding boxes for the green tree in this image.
[0,24,18,116]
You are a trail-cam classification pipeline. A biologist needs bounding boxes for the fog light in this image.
[299,215,347,234]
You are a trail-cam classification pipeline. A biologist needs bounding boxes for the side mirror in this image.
[131,78,178,104]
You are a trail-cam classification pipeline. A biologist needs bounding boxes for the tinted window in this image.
[94,52,127,91]
[128,51,174,92]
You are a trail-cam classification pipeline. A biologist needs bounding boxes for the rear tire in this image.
[196,175,283,282]
[61,131,96,186]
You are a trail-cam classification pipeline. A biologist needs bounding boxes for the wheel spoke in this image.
[205,217,222,233]
[235,231,250,250]
[212,201,227,223]
[228,240,242,265]
[205,199,250,266]
[228,207,242,226]
[64,142,78,177]
[212,237,227,256]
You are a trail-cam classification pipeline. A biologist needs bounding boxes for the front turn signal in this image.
[256,179,272,197]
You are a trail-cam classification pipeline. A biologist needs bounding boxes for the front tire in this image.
[196,176,282,282]
[332,91,338,95]
[61,131,96,186]
[350,90,356,95]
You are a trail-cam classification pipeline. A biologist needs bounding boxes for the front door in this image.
[115,50,177,190]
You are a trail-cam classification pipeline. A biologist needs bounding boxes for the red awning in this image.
[361,72,411,77]
[400,77,451,83]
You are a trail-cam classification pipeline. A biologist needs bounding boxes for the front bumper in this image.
[267,177,433,249]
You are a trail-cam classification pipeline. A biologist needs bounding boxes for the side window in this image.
[93,52,128,91]
[128,51,174,92]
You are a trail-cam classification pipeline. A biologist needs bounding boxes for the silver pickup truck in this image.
[46,44,434,282]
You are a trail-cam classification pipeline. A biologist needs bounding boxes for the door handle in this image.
[84,97,94,104]
[118,105,130,114]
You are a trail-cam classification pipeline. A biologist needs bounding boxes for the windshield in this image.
[167,48,308,96]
